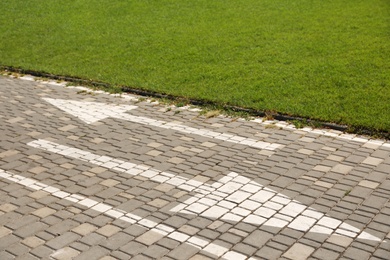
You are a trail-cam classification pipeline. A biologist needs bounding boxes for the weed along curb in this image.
[1,66,388,140]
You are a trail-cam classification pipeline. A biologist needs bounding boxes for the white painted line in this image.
[28,139,383,242]
[43,98,283,151]
[0,169,249,259]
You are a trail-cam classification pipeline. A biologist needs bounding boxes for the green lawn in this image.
[1,0,389,133]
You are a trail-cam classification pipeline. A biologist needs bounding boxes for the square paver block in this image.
[243,230,273,248]
[96,225,121,237]
[50,247,80,260]
[282,243,315,260]
[136,230,165,245]
[72,223,98,236]
[32,207,56,218]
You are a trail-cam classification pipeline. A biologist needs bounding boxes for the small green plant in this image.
[76,90,88,95]
[204,110,221,118]
[344,189,352,197]
[291,120,305,129]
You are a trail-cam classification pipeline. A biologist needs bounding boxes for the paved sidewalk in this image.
[0,75,389,260]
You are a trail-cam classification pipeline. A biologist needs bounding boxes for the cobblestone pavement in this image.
[0,75,389,260]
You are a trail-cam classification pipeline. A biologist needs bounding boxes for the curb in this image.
[2,65,388,140]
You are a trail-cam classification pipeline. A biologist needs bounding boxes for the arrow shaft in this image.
[114,113,282,151]
[0,169,251,259]
[28,139,382,242]
[28,139,216,192]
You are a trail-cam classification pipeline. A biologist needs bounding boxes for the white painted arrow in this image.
[43,98,283,151]
[28,139,383,242]
[0,169,253,259]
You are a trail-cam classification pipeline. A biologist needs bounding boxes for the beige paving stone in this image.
[189,148,204,153]
[91,137,105,143]
[173,191,187,198]
[100,256,117,260]
[148,198,169,208]
[28,154,43,160]
[180,136,193,142]
[0,226,12,238]
[173,146,188,152]
[21,123,34,128]
[208,220,224,229]
[67,135,79,140]
[326,234,353,247]
[358,180,379,189]
[32,207,56,218]
[332,164,354,174]
[90,167,106,174]
[7,117,24,123]
[178,225,199,235]
[321,146,337,152]
[58,124,77,131]
[96,225,121,237]
[146,150,163,156]
[28,166,47,174]
[326,155,344,162]
[67,207,82,214]
[27,131,42,137]
[82,171,95,177]
[211,123,224,128]
[136,230,165,245]
[168,157,185,164]
[299,137,315,143]
[362,157,384,166]
[0,150,19,158]
[21,236,45,248]
[60,163,75,169]
[118,192,135,200]
[189,255,214,260]
[192,175,210,183]
[201,142,217,148]
[147,142,163,148]
[0,203,18,212]
[154,183,175,192]
[51,247,80,259]
[314,181,333,189]
[362,142,381,149]
[313,165,331,172]
[258,150,275,156]
[297,149,315,155]
[282,243,315,260]
[72,223,98,236]
[100,179,120,187]
[59,116,71,121]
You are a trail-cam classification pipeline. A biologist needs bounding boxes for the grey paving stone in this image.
[168,243,199,259]
[244,230,273,248]
[143,245,170,259]
[46,232,81,250]
[343,247,371,260]
[79,232,106,246]
[74,246,109,260]
[30,245,54,258]
[100,232,134,250]
[0,251,16,260]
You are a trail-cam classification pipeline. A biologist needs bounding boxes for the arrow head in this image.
[43,98,138,124]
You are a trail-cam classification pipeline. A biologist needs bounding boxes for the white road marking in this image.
[43,98,283,151]
[28,139,383,242]
[0,169,254,259]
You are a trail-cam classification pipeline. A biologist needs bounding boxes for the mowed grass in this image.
[1,0,389,132]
